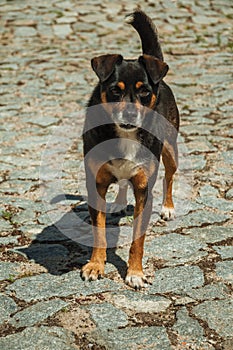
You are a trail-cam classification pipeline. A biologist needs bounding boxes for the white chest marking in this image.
[107,126,142,180]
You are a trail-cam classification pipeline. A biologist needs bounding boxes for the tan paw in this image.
[161,205,175,221]
[81,262,104,281]
[125,270,148,290]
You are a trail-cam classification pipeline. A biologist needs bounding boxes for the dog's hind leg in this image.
[110,180,128,214]
[161,140,178,220]
[115,180,128,207]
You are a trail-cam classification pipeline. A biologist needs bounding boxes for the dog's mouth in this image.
[119,123,137,130]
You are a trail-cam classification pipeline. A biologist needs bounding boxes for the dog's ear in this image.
[91,54,123,82]
[139,54,169,84]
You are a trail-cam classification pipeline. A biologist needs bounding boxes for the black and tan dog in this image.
[81,10,179,289]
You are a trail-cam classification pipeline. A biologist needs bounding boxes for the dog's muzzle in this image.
[113,104,142,129]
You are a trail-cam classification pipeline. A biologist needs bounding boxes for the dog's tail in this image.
[126,10,164,61]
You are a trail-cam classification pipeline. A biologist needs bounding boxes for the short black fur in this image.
[81,10,180,289]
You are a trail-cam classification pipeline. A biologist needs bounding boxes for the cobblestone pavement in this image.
[0,0,233,349]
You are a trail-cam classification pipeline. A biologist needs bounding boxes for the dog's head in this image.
[91,54,168,129]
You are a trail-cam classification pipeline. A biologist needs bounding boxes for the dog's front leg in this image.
[81,164,113,281]
[81,206,107,281]
[126,169,153,289]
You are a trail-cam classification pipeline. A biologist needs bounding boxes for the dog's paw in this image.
[125,271,148,290]
[81,262,104,281]
[161,205,175,221]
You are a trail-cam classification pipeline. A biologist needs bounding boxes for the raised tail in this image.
[126,10,164,61]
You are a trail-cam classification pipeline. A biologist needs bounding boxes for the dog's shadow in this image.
[19,194,136,280]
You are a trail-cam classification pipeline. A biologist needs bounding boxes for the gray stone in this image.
[193,299,233,338]
[226,188,233,200]
[0,63,19,71]
[87,303,128,330]
[0,294,18,324]
[213,245,233,259]
[183,225,233,243]
[145,233,206,266]
[112,290,171,313]
[100,21,123,31]
[0,236,20,245]
[222,339,233,350]
[186,283,229,301]
[173,307,213,349]
[14,26,37,37]
[53,24,72,37]
[12,208,37,225]
[0,326,77,350]
[13,243,69,264]
[6,271,121,302]
[203,172,229,188]
[222,150,233,165]
[198,184,219,197]
[185,139,217,154]
[33,226,69,242]
[0,179,33,195]
[174,296,196,306]
[149,266,204,294]
[37,24,53,37]
[199,74,230,85]
[56,16,77,24]
[15,135,49,149]
[181,124,211,136]
[166,210,229,232]
[184,154,206,171]
[37,212,54,225]
[0,218,13,233]
[90,326,171,350]
[180,152,202,176]
[10,299,68,328]
[0,262,20,281]
[197,197,233,212]
[29,116,59,127]
[215,261,233,284]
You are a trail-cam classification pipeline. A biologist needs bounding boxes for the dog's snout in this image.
[123,107,138,122]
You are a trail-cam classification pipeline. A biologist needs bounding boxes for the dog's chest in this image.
[107,127,142,180]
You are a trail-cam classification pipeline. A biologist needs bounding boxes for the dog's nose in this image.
[122,107,138,123]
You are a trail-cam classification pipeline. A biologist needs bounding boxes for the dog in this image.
[81,10,179,289]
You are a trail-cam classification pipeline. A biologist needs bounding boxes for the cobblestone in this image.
[173,307,214,349]
[193,300,233,338]
[9,299,68,329]
[0,294,18,325]
[149,266,205,294]
[86,302,128,330]
[6,272,121,302]
[89,326,172,350]
[0,0,232,349]
[0,326,77,350]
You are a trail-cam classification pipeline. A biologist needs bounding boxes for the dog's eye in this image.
[138,89,151,98]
